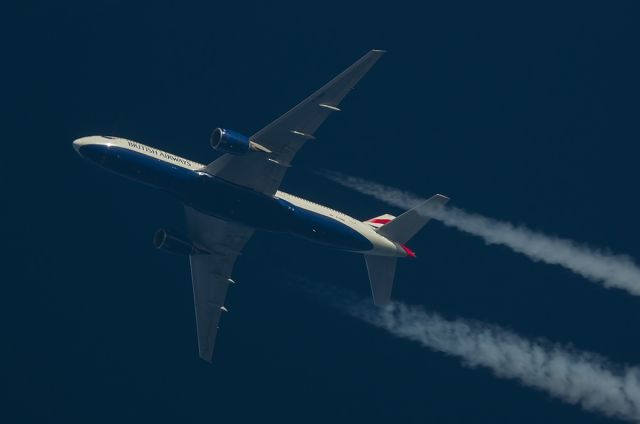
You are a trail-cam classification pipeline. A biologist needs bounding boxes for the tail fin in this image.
[377,194,449,244]
[364,194,449,305]
[364,255,397,305]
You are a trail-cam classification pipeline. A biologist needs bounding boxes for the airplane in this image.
[73,50,449,362]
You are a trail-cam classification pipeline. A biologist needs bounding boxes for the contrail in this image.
[293,279,640,422]
[320,171,640,296]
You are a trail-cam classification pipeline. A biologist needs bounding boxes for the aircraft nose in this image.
[72,137,91,153]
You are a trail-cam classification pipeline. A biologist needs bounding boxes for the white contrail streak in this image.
[294,280,640,422]
[320,171,640,296]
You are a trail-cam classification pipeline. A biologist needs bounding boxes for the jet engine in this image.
[153,229,206,255]
[210,128,271,155]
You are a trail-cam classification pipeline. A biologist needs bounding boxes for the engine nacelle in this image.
[210,128,271,155]
[153,229,206,255]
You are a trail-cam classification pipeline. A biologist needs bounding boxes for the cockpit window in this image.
[103,136,116,139]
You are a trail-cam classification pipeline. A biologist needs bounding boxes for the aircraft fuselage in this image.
[73,136,408,257]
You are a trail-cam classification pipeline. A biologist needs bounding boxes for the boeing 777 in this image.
[73,50,448,362]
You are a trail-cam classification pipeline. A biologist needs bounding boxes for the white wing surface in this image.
[206,49,385,195]
[184,206,254,362]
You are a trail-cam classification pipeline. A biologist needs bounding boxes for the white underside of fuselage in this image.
[73,136,406,258]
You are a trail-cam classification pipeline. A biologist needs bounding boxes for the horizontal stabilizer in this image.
[364,255,397,305]
[377,194,449,244]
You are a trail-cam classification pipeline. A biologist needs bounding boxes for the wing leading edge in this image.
[206,49,385,195]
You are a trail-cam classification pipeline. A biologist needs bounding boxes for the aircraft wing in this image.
[205,49,385,196]
[184,206,254,362]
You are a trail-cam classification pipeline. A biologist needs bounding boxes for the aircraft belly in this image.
[288,206,374,252]
[184,181,374,251]
[186,180,374,251]
[180,175,294,232]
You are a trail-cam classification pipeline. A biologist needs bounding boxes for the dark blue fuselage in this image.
[76,143,373,252]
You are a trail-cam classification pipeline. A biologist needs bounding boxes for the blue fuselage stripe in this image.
[78,144,373,252]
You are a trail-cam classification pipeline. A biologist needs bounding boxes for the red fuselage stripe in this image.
[368,218,392,224]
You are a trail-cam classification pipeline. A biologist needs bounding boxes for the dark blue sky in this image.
[4,1,640,423]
